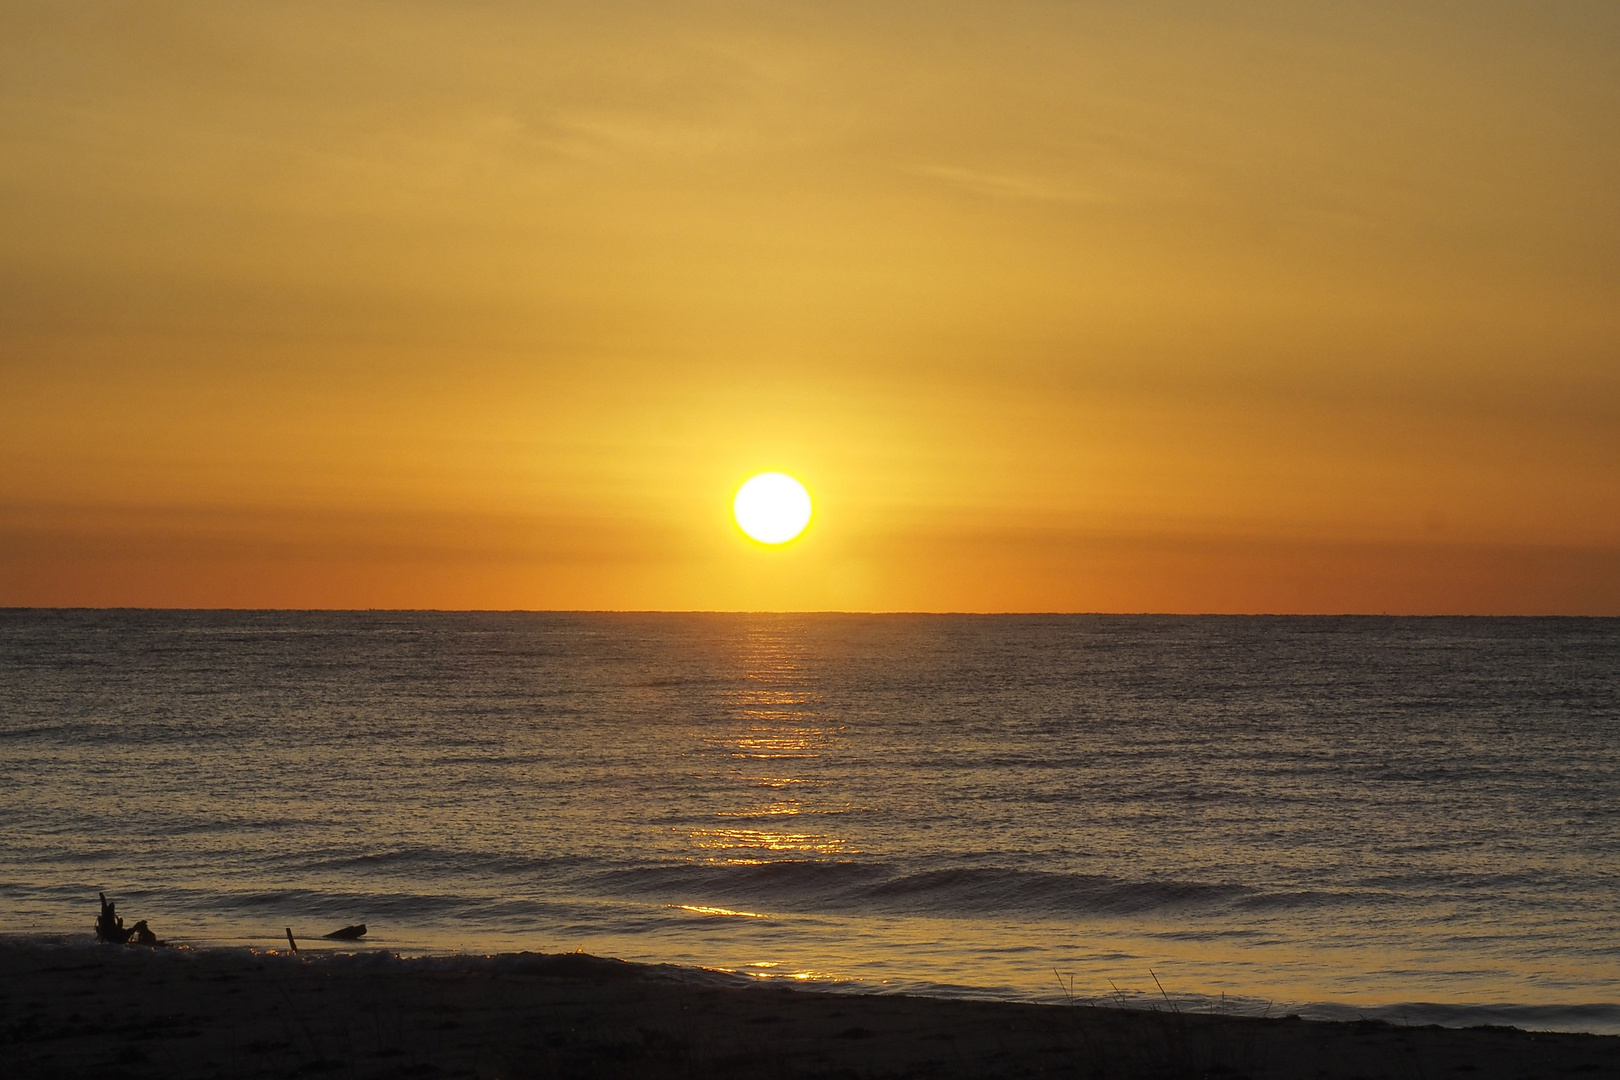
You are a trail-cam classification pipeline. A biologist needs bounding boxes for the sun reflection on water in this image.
[688,827,848,855]
[667,904,768,919]
[688,623,851,863]
[712,804,802,818]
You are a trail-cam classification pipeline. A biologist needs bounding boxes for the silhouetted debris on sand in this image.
[94,893,163,946]
[320,923,366,940]
[2,941,1615,1079]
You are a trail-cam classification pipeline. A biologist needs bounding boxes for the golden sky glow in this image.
[2,2,1617,612]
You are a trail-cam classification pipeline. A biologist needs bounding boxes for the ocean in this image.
[2,611,1616,1033]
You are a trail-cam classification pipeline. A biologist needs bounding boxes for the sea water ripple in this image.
[1,611,1616,1031]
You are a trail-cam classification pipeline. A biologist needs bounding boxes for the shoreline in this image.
[8,931,1618,1035]
[4,941,1617,1079]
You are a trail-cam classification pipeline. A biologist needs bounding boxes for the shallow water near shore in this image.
[2,611,1617,1032]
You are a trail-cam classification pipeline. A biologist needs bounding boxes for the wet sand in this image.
[3,941,1616,1078]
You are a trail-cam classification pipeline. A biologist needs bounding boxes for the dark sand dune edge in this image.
[3,942,1615,1079]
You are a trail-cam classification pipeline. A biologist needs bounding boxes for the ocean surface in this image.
[2,611,1617,1033]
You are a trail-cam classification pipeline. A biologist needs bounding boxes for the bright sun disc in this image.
[734,472,812,544]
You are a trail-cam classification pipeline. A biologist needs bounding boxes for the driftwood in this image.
[95,893,131,943]
[96,893,163,946]
[97,893,361,951]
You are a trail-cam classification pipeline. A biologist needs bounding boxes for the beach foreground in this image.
[4,943,1617,1078]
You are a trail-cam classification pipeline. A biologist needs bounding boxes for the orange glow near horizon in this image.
[1,3,1617,613]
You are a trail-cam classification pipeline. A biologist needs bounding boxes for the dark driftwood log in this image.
[97,893,165,946]
[322,923,367,940]
[95,893,133,944]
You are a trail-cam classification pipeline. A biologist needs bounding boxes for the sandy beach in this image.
[3,941,1615,1079]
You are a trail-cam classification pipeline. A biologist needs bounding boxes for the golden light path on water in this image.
[667,905,767,919]
[685,623,853,982]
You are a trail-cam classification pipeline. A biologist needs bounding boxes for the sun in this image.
[733,472,812,544]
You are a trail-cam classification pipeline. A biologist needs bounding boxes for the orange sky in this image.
[2,2,1617,612]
